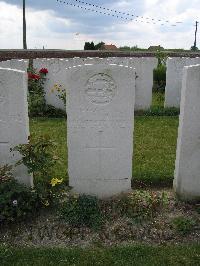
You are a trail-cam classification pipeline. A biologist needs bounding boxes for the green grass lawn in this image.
[30,115,179,186]
[1,245,200,266]
[152,91,165,108]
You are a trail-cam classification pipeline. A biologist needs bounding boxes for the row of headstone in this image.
[165,57,200,107]
[33,57,157,111]
[0,63,135,197]
[1,58,199,200]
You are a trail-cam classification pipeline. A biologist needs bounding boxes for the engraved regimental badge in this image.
[85,73,116,104]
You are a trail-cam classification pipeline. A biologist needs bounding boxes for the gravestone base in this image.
[70,178,131,198]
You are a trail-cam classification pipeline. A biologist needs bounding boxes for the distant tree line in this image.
[119,45,199,52]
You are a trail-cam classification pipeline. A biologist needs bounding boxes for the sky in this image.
[0,0,199,50]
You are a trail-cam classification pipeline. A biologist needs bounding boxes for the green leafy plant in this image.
[60,194,103,230]
[0,165,39,223]
[153,64,166,91]
[12,135,65,207]
[172,216,196,235]
[44,105,66,118]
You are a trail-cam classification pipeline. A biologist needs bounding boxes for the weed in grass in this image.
[115,191,169,222]
[172,216,196,236]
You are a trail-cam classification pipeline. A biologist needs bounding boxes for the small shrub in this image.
[153,64,166,91]
[60,194,103,229]
[116,191,168,221]
[0,167,39,223]
[172,216,196,235]
[12,135,65,207]
[44,105,66,118]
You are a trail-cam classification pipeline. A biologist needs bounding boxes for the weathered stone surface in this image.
[129,57,157,110]
[165,57,200,107]
[0,68,32,186]
[67,64,135,198]
[174,64,200,201]
[0,59,29,72]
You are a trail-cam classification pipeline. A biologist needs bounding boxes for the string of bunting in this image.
[56,0,182,27]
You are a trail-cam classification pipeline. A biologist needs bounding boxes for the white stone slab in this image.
[128,57,158,110]
[0,67,32,186]
[174,64,200,201]
[165,57,200,108]
[0,59,29,72]
[67,64,135,198]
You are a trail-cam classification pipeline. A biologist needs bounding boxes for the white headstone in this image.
[174,64,200,200]
[165,57,200,108]
[129,57,158,110]
[0,68,32,186]
[0,59,29,72]
[33,58,68,110]
[67,64,135,198]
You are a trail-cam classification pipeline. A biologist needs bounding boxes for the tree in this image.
[190,45,199,51]
[23,0,27,49]
[95,42,105,50]
[90,41,95,50]
[84,42,95,50]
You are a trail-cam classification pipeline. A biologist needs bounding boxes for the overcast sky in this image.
[0,0,199,49]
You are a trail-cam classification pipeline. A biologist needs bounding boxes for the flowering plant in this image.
[28,72,41,80]
[27,67,47,116]
[12,135,65,207]
[39,68,48,75]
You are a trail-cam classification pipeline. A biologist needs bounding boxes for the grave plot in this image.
[0,67,32,186]
[66,63,135,197]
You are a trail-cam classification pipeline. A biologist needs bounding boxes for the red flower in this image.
[39,68,48,74]
[28,73,41,80]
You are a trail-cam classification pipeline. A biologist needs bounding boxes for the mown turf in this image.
[30,115,179,186]
[133,116,178,186]
[1,245,200,266]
